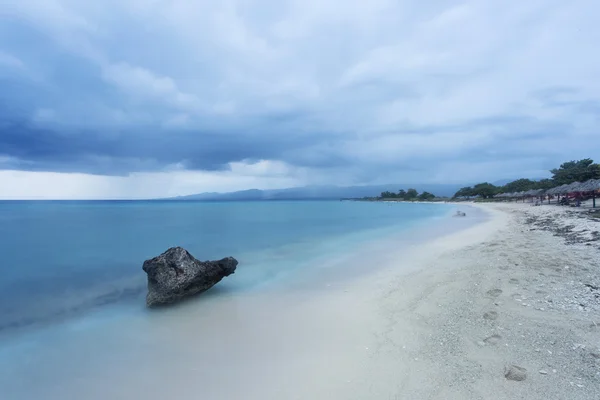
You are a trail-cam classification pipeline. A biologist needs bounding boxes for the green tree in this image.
[380,191,397,198]
[418,191,436,201]
[453,186,473,199]
[550,159,600,185]
[405,188,418,199]
[471,182,499,199]
[502,178,537,193]
[535,178,555,190]
[397,189,407,199]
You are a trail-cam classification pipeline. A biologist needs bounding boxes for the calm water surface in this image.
[0,200,458,333]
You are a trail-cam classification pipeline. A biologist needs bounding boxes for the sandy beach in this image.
[188,202,600,400]
[349,202,600,400]
[3,203,599,400]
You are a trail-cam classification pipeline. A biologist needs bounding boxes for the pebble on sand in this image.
[504,365,527,381]
[483,311,498,320]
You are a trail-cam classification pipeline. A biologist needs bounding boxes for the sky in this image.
[1,0,599,199]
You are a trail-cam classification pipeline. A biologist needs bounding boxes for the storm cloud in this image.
[1,0,599,198]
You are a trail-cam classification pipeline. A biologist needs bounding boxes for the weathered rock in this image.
[504,365,527,381]
[142,247,238,307]
[486,288,503,297]
[483,311,498,320]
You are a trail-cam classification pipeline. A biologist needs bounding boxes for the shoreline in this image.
[0,201,465,341]
[0,203,495,400]
[351,202,600,399]
[2,203,599,399]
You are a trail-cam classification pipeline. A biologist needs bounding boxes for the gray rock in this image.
[487,288,503,297]
[483,311,498,320]
[504,365,527,381]
[142,247,238,307]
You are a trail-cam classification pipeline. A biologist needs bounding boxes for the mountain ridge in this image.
[168,183,466,201]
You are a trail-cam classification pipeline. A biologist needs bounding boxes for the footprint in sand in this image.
[499,266,510,271]
[483,311,498,320]
[509,278,519,284]
[486,289,503,297]
[483,334,502,345]
[504,365,527,381]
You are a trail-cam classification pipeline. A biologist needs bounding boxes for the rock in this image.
[487,289,503,297]
[504,365,527,381]
[483,311,498,320]
[142,247,238,307]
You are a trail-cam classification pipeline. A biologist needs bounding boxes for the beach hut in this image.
[557,184,570,194]
[578,179,600,208]
[545,186,561,203]
[567,181,582,193]
[545,184,571,204]
[546,180,600,207]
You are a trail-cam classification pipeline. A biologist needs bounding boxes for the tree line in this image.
[453,159,600,199]
[380,188,436,201]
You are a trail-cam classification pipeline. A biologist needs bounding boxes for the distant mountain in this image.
[168,184,465,201]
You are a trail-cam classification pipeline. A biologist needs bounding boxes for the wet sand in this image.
[3,203,599,399]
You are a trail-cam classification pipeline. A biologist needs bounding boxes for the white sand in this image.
[176,202,598,400]
[4,203,599,400]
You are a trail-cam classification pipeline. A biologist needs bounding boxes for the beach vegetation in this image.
[379,188,437,201]
[550,159,600,185]
[418,191,436,201]
[453,158,600,199]
[454,186,474,199]
[405,188,418,199]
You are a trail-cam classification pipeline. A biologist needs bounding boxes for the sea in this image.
[0,200,484,399]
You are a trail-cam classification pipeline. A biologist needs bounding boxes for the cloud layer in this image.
[1,0,599,198]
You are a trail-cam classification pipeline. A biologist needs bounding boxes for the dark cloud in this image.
[0,115,339,174]
[1,0,600,191]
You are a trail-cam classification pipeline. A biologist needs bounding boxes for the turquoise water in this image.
[0,200,455,333]
[0,200,481,400]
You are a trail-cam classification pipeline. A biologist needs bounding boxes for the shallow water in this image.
[0,200,483,399]
[0,200,458,330]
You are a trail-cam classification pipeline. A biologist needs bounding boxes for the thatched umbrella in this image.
[554,183,571,194]
[578,179,600,192]
[566,181,582,193]
[532,189,545,196]
[546,184,570,204]
[546,186,560,195]
[579,179,600,208]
